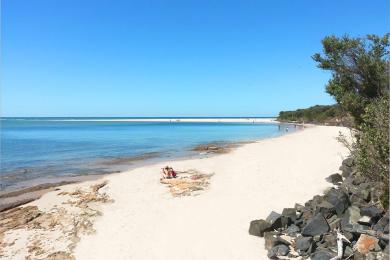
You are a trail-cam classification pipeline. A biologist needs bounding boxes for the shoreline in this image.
[3,117,277,123]
[0,124,299,211]
[0,125,349,259]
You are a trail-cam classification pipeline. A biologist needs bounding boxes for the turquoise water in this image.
[0,118,290,190]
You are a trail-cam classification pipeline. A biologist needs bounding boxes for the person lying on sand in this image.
[161,166,177,179]
[169,167,177,178]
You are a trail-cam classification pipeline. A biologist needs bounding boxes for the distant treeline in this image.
[277,104,351,125]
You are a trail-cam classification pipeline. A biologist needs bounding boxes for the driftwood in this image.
[330,229,351,260]
[160,169,213,197]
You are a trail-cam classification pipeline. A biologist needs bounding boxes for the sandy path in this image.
[69,125,350,259]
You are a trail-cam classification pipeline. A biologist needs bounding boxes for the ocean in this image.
[0,117,292,191]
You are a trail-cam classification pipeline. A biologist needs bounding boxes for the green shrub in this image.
[277,104,347,124]
[356,94,389,207]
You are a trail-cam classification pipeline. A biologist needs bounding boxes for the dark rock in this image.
[340,164,353,178]
[295,236,312,251]
[294,218,304,228]
[341,206,361,228]
[313,234,322,242]
[294,203,305,212]
[343,231,355,242]
[342,223,371,234]
[322,233,337,248]
[310,249,336,260]
[267,244,289,259]
[342,157,354,167]
[350,193,368,207]
[343,246,354,258]
[325,173,343,185]
[301,209,314,222]
[266,211,290,229]
[373,214,389,233]
[286,224,300,235]
[357,186,371,201]
[384,223,389,234]
[360,205,384,220]
[325,188,349,215]
[315,201,336,217]
[266,211,282,228]
[352,174,367,185]
[327,215,341,230]
[248,219,271,237]
[358,215,372,226]
[301,213,330,236]
[282,208,297,221]
[264,231,290,250]
[378,239,388,250]
[384,244,390,258]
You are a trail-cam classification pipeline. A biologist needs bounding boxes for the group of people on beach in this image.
[161,166,177,179]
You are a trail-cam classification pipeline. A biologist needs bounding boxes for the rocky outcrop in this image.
[249,157,389,259]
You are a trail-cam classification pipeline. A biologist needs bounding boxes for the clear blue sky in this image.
[1,0,389,117]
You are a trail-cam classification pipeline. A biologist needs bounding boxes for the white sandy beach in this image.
[1,125,351,259]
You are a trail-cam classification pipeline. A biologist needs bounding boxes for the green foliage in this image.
[356,94,389,184]
[312,34,390,208]
[312,34,390,125]
[278,104,346,124]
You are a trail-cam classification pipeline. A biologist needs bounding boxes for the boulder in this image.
[349,193,368,207]
[340,164,353,178]
[343,223,371,234]
[301,209,314,223]
[294,218,304,228]
[341,206,361,227]
[282,208,297,221]
[286,224,300,235]
[295,236,312,251]
[310,249,336,260]
[264,231,290,250]
[373,214,389,233]
[301,213,330,237]
[325,188,349,215]
[315,201,336,217]
[358,216,372,226]
[343,246,354,258]
[267,244,289,259]
[321,233,337,248]
[342,157,354,167]
[294,203,305,212]
[327,215,341,230]
[354,234,379,254]
[266,211,290,229]
[248,219,271,237]
[325,173,343,185]
[360,206,383,220]
[352,174,367,185]
[266,211,281,226]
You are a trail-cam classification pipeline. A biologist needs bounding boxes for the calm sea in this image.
[0,117,291,191]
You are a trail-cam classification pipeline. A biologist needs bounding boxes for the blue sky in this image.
[1,0,389,117]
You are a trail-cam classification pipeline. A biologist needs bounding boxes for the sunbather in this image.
[161,166,177,179]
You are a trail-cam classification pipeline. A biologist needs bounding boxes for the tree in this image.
[312,34,389,125]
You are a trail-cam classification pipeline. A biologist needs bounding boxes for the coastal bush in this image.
[356,94,389,207]
[312,33,390,208]
[277,104,348,125]
[312,34,389,126]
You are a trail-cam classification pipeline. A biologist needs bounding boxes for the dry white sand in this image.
[73,125,350,259]
[1,125,351,259]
